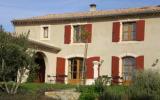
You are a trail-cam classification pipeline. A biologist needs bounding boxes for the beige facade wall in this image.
[14,17,160,83]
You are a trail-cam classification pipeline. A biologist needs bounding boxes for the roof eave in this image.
[12,10,160,25]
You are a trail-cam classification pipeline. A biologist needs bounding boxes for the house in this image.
[12,4,160,85]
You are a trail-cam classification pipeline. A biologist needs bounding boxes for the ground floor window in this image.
[68,57,83,79]
[122,56,136,82]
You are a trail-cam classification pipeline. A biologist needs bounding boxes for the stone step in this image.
[45,89,80,100]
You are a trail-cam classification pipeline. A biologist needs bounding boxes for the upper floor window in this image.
[43,26,48,38]
[64,24,92,44]
[112,20,145,42]
[41,25,50,40]
[122,22,136,41]
[73,25,86,43]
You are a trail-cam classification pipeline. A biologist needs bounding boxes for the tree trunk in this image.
[82,42,88,85]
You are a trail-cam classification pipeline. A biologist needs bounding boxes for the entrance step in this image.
[45,89,80,100]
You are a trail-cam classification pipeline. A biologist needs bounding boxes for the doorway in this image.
[35,52,46,83]
[68,57,83,84]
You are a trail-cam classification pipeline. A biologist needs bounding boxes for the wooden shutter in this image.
[111,56,119,83]
[136,56,144,70]
[64,25,71,44]
[86,56,100,79]
[85,24,92,43]
[56,57,65,83]
[112,22,120,42]
[136,20,145,41]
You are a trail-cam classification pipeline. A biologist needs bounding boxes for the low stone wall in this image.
[45,89,80,100]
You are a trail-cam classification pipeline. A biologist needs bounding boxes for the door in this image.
[122,56,136,85]
[68,57,83,84]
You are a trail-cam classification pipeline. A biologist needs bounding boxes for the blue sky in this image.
[0,0,160,32]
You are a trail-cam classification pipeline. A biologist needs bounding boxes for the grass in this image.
[0,93,54,100]
[18,83,76,94]
[0,83,76,100]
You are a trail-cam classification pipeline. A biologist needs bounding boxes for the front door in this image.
[68,57,83,84]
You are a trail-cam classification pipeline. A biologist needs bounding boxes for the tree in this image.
[0,25,4,32]
[81,26,91,85]
[0,31,36,94]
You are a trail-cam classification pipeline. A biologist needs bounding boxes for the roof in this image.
[29,39,61,53]
[12,5,160,25]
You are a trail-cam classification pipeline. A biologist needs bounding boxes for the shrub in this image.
[128,70,160,100]
[99,85,128,100]
[94,75,111,93]
[77,75,111,100]
[77,85,99,100]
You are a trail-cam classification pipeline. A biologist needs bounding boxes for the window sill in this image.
[117,41,143,44]
[69,43,86,45]
[40,38,50,41]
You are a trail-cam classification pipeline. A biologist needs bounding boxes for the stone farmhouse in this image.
[12,4,160,85]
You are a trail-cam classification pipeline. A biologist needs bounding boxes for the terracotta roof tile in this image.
[12,5,160,23]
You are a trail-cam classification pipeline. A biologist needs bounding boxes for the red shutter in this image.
[112,22,120,42]
[136,56,144,70]
[136,20,145,41]
[111,56,119,83]
[56,57,65,83]
[86,56,100,79]
[85,24,92,43]
[64,25,71,44]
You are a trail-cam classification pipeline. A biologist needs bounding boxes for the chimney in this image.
[89,4,96,11]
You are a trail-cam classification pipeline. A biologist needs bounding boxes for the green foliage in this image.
[0,32,34,81]
[128,70,160,100]
[94,75,111,93]
[77,85,99,100]
[27,60,39,82]
[81,26,90,43]
[100,85,128,100]
[77,76,111,100]
[0,93,54,100]
[0,31,37,94]
[19,83,76,94]
[0,83,76,100]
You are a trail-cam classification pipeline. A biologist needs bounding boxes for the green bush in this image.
[94,75,111,93]
[77,85,99,100]
[79,92,98,100]
[128,70,160,100]
[99,85,128,100]
[77,76,111,100]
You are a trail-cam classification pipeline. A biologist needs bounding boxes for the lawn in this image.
[0,83,76,100]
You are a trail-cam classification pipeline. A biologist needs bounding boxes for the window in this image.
[64,24,92,44]
[122,22,136,41]
[122,56,136,82]
[68,58,83,80]
[43,27,48,38]
[73,25,86,43]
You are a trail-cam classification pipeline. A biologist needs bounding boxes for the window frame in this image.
[73,25,86,43]
[70,23,88,45]
[68,57,83,80]
[122,22,136,41]
[122,56,136,82]
[40,25,51,40]
[118,19,141,43]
